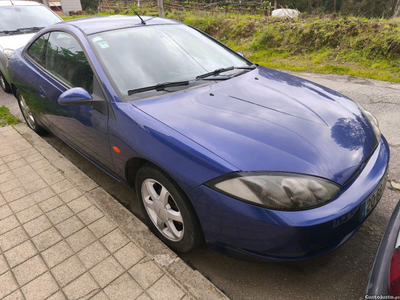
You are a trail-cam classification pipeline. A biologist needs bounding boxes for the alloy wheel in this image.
[19,94,36,129]
[0,74,6,91]
[141,179,184,241]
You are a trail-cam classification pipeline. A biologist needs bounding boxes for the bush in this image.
[69,10,88,16]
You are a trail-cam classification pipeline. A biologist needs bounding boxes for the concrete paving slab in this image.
[0,123,228,300]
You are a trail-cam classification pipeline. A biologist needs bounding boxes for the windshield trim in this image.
[87,24,255,102]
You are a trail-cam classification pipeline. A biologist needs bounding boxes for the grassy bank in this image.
[63,11,400,82]
[0,106,19,127]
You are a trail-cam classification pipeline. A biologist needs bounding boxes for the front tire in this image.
[16,90,46,135]
[135,164,203,253]
[0,72,11,93]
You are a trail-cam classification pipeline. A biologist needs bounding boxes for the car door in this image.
[13,33,50,127]
[36,31,115,173]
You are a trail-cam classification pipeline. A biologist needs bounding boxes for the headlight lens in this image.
[206,172,341,211]
[359,106,381,141]
[3,49,14,59]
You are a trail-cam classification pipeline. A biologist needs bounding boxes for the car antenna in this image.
[129,5,146,25]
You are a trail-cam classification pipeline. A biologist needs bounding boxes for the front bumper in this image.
[365,200,400,297]
[189,136,390,261]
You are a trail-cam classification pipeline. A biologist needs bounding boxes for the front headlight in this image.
[3,49,14,59]
[206,172,340,211]
[359,105,381,141]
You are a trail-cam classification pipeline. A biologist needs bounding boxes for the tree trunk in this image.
[394,0,400,18]
[274,0,277,10]
[334,0,336,13]
[157,0,164,17]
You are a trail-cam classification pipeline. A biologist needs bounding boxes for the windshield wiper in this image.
[0,27,44,34]
[15,27,44,32]
[196,65,256,80]
[128,80,190,96]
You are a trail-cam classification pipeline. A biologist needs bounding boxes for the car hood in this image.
[133,67,378,185]
[0,33,35,51]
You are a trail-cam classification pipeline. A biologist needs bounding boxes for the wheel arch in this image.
[125,157,154,192]
[124,156,202,216]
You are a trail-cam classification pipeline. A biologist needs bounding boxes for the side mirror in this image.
[237,52,245,58]
[58,87,92,106]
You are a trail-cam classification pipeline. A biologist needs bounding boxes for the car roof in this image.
[63,15,182,35]
[0,1,42,6]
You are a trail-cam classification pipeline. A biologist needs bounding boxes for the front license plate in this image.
[360,172,387,221]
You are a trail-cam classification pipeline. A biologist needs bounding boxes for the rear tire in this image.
[0,72,11,93]
[134,164,203,253]
[16,90,46,135]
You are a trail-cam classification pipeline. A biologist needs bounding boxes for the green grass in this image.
[0,106,19,127]
[62,11,400,83]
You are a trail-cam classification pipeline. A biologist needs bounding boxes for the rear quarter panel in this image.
[8,49,45,121]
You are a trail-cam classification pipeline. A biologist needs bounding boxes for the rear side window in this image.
[45,32,94,94]
[27,33,49,67]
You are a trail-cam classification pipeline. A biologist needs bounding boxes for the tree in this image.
[158,0,164,17]
[394,0,400,17]
[80,0,99,12]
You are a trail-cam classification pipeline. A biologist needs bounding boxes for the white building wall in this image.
[60,0,82,14]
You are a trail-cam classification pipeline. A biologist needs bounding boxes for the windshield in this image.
[89,24,252,99]
[0,6,61,34]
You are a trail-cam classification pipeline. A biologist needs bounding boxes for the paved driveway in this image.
[1,72,400,300]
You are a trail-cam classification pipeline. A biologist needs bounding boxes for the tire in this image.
[135,164,203,253]
[16,90,46,135]
[0,72,11,93]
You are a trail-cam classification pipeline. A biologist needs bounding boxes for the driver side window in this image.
[45,32,94,94]
[27,33,49,67]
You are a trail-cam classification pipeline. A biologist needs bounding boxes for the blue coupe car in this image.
[7,15,389,260]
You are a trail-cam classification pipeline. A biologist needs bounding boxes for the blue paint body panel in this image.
[134,66,378,186]
[188,137,389,260]
[7,16,390,260]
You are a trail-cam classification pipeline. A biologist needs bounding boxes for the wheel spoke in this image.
[145,181,159,201]
[159,186,170,206]
[156,216,164,228]
[165,220,181,239]
[143,196,154,210]
[167,209,183,223]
